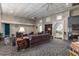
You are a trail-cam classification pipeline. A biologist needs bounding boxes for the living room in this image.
[0,3,79,56]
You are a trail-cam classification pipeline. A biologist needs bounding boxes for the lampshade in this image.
[19,27,25,33]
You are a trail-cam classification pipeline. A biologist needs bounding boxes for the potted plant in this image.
[0,33,3,40]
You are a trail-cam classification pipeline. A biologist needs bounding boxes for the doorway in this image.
[53,20,64,40]
[45,24,52,35]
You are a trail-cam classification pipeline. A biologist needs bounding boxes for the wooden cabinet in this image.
[45,24,52,35]
[16,38,29,51]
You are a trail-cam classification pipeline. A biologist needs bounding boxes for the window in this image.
[57,15,62,20]
[46,17,51,22]
[39,25,42,32]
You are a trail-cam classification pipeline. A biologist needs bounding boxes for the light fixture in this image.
[32,17,34,19]
[48,28,51,31]
[19,27,25,33]
[32,17,37,20]
[40,19,42,23]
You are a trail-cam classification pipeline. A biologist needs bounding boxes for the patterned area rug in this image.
[0,39,71,56]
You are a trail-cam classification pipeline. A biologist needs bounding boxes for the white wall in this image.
[71,8,79,16]
[36,11,69,39]
[0,17,1,32]
[0,19,1,32]
[10,24,35,36]
[36,11,69,33]
[2,14,35,24]
[1,15,36,36]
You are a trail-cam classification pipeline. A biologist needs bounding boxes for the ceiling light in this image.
[32,17,34,19]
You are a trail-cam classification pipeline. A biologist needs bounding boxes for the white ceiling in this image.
[1,3,72,19]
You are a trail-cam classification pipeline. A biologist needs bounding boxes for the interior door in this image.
[45,24,52,35]
[4,23,10,36]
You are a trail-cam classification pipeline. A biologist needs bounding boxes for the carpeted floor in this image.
[0,39,71,56]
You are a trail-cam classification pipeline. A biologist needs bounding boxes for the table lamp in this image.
[19,27,25,33]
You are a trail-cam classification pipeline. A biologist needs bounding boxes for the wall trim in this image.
[1,20,35,26]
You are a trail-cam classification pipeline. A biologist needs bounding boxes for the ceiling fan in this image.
[31,3,53,20]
